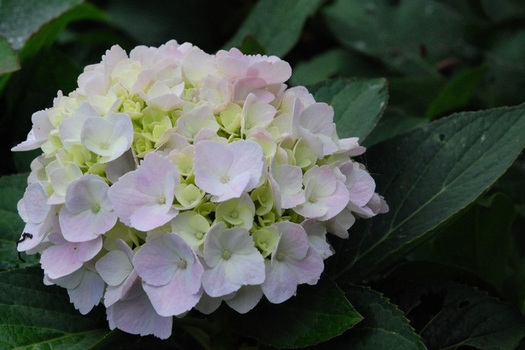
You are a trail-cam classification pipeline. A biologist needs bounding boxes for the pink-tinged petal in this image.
[202,263,238,297]
[262,260,297,304]
[316,180,350,221]
[340,162,375,207]
[202,224,265,297]
[106,150,136,184]
[274,222,309,261]
[96,250,133,286]
[325,208,356,239]
[225,285,263,314]
[144,275,203,316]
[108,152,179,231]
[41,236,103,279]
[271,164,305,209]
[59,175,117,242]
[129,205,178,232]
[176,104,219,141]
[67,269,105,315]
[287,246,324,285]
[107,277,173,339]
[134,233,202,290]
[195,140,263,202]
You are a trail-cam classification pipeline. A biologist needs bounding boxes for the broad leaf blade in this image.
[382,280,525,350]
[0,267,108,349]
[228,276,362,348]
[337,103,525,280]
[315,285,426,349]
[0,0,83,50]
[310,78,388,142]
[224,0,323,57]
[323,0,465,76]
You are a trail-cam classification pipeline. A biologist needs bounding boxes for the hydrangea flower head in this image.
[13,40,388,339]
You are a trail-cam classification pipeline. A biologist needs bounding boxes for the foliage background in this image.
[1,0,525,349]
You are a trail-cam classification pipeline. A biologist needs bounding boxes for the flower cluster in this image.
[13,40,388,339]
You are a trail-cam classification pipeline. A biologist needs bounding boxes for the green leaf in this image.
[323,0,465,76]
[0,0,83,50]
[480,29,525,108]
[290,49,388,87]
[364,109,426,147]
[335,103,525,281]
[228,276,362,348]
[315,285,425,350]
[0,174,39,271]
[381,280,525,350]
[426,66,488,120]
[0,35,19,74]
[19,2,107,61]
[224,0,324,57]
[411,193,517,292]
[0,267,108,349]
[310,78,388,142]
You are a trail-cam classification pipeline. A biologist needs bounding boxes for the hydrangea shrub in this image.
[13,40,387,339]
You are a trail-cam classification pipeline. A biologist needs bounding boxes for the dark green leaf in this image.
[426,66,488,119]
[411,193,517,292]
[364,108,426,147]
[335,103,525,280]
[314,285,425,350]
[0,174,39,270]
[0,36,19,74]
[228,276,362,349]
[480,29,525,108]
[310,78,388,142]
[380,280,525,350]
[323,0,465,76]
[225,0,324,57]
[291,49,388,87]
[0,267,108,349]
[0,0,83,50]
[19,2,108,61]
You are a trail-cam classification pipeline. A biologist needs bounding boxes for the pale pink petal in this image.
[41,236,103,279]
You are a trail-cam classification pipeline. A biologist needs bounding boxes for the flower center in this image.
[222,250,232,260]
[177,259,187,269]
[157,195,166,204]
[91,203,101,213]
[276,252,286,262]
[220,174,230,184]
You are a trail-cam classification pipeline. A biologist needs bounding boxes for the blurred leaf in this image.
[0,35,19,74]
[310,78,388,142]
[104,0,249,52]
[19,2,107,61]
[323,0,465,76]
[388,75,446,117]
[411,193,516,292]
[228,276,362,349]
[291,48,388,86]
[381,280,525,350]
[335,103,525,281]
[314,285,425,350]
[481,0,525,22]
[237,35,266,55]
[225,0,324,57]
[480,29,525,108]
[0,174,39,271]
[0,267,108,349]
[364,109,426,147]
[0,0,83,50]
[426,65,488,119]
